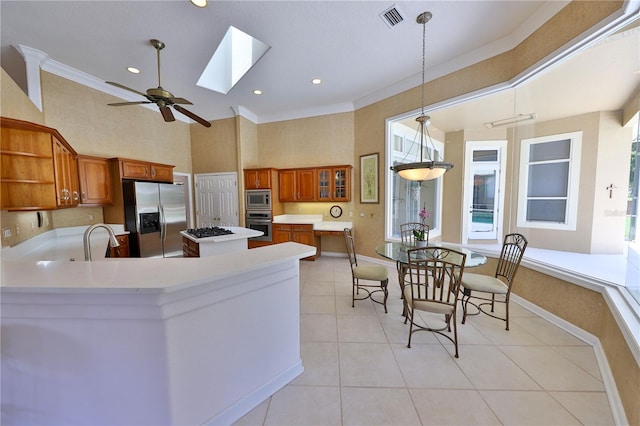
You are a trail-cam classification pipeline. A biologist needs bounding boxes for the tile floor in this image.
[234,256,615,426]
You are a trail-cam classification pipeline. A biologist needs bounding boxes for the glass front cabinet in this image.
[316,166,351,202]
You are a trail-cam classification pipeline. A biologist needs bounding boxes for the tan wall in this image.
[0,68,44,124]
[41,72,192,172]
[190,116,237,174]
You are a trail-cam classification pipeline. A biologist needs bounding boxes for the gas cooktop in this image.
[185,227,234,239]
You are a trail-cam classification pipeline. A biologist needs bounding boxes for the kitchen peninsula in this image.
[1,242,315,425]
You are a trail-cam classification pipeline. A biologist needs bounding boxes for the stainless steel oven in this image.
[245,189,272,210]
[246,210,272,242]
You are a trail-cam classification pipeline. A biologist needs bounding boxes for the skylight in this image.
[197,26,270,95]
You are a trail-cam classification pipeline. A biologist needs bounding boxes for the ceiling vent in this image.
[380,4,405,28]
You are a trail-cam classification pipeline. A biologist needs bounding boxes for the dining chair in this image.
[343,228,389,313]
[400,222,429,246]
[460,233,528,330]
[404,246,466,357]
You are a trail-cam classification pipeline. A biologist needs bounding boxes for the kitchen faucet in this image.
[83,224,120,261]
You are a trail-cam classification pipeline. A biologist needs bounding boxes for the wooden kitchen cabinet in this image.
[118,158,174,183]
[182,236,200,257]
[77,155,113,205]
[53,136,80,207]
[317,165,352,202]
[272,223,319,260]
[107,234,130,258]
[278,168,316,202]
[0,117,78,210]
[244,168,274,189]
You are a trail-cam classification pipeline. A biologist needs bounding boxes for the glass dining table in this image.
[375,242,488,289]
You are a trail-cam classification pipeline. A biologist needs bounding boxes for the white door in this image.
[195,173,239,228]
[463,141,507,242]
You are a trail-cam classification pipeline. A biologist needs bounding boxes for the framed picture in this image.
[360,153,379,203]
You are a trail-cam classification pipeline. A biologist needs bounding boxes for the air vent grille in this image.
[380,4,404,28]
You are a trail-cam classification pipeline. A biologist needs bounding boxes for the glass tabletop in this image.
[375,242,487,268]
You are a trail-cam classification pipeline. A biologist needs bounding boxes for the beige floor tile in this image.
[480,390,581,425]
[453,345,541,390]
[302,279,336,296]
[300,314,337,342]
[292,342,340,386]
[500,346,605,391]
[379,314,441,345]
[552,345,603,380]
[335,295,378,316]
[264,385,341,426]
[233,398,269,426]
[392,343,474,389]
[436,318,493,345]
[337,314,387,343]
[467,314,547,346]
[339,342,406,387]
[410,389,501,425]
[512,316,587,345]
[341,387,421,425]
[300,295,336,315]
[550,391,615,425]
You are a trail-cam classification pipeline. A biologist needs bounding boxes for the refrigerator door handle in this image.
[159,204,166,242]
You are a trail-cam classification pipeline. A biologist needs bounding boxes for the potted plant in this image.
[413,206,430,246]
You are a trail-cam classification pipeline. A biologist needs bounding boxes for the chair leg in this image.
[352,278,355,308]
[381,279,389,313]
[461,289,470,324]
[452,314,459,358]
[505,295,510,330]
[406,308,414,348]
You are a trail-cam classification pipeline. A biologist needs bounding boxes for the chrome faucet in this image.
[83,223,120,261]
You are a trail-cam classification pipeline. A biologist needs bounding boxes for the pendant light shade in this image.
[391,12,453,182]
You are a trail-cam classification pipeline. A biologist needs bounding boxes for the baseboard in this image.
[203,360,304,426]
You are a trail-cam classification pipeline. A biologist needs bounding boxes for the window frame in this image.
[517,131,582,230]
[385,115,445,241]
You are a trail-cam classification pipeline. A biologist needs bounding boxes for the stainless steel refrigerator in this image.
[123,181,187,258]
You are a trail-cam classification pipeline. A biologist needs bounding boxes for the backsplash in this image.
[0,207,103,248]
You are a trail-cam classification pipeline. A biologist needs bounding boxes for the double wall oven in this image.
[245,189,272,242]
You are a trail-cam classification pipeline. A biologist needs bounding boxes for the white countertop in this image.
[1,242,316,292]
[1,225,126,262]
[272,215,352,231]
[180,226,263,243]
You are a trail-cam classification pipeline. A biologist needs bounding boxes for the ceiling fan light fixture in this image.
[390,11,453,183]
[126,66,140,74]
[190,0,207,8]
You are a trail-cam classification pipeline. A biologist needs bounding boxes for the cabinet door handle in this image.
[72,191,79,201]
[82,192,86,201]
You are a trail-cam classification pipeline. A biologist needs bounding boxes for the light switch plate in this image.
[3,227,12,239]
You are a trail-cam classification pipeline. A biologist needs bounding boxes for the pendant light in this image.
[391,12,453,182]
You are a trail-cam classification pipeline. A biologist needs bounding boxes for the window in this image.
[386,118,444,240]
[517,131,582,230]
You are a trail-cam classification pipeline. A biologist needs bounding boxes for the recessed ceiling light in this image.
[127,67,141,74]
[190,0,207,8]
[311,78,322,85]
[253,89,263,95]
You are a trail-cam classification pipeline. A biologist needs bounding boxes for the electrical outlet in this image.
[15,224,20,235]
[88,214,94,221]
[349,211,353,217]
[31,221,35,230]
[3,227,11,239]
[360,212,365,217]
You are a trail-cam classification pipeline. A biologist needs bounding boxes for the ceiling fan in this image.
[106,39,211,128]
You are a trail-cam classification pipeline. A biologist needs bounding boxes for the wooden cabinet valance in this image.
[116,158,174,183]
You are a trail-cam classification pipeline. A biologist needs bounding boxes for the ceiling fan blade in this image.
[159,106,175,122]
[105,81,148,98]
[108,101,152,106]
[174,105,211,128]
[168,97,193,105]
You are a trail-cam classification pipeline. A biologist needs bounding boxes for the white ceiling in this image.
[1,1,638,127]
